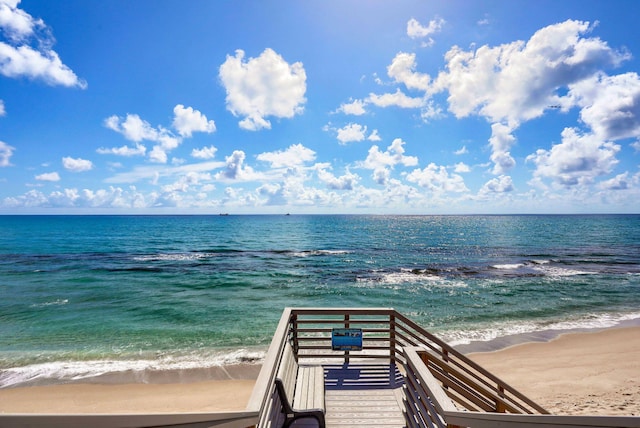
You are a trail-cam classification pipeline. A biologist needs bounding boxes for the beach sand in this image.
[1,327,638,416]
[469,326,640,416]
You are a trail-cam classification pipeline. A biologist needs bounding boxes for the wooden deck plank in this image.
[321,363,406,428]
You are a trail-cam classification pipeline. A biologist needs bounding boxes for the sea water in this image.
[1,215,639,387]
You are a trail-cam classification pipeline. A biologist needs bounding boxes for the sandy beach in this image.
[1,327,638,416]
[468,326,640,416]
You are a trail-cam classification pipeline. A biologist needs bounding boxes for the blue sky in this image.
[1,0,639,214]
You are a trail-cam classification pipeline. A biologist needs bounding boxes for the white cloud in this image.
[454,146,468,155]
[479,175,514,194]
[0,140,15,166]
[368,89,424,109]
[257,143,316,168]
[598,172,629,191]
[488,123,517,174]
[526,127,620,187]
[219,48,307,131]
[406,163,468,193]
[215,150,256,181]
[367,129,381,141]
[337,99,367,116]
[317,168,359,190]
[172,104,216,137]
[387,52,431,91]
[336,123,367,144]
[632,140,640,152]
[104,161,224,184]
[361,138,418,184]
[35,171,60,181]
[0,43,87,88]
[406,17,445,47]
[161,171,211,193]
[568,72,640,141]
[425,20,630,176]
[0,99,5,116]
[97,143,146,157]
[191,145,217,160]
[62,156,92,172]
[454,162,470,173]
[0,1,85,88]
[105,114,159,143]
[104,113,181,164]
[434,20,628,124]
[0,0,43,41]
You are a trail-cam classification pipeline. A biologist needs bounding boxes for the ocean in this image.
[1,214,639,388]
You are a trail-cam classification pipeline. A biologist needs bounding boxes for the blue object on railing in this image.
[331,328,363,351]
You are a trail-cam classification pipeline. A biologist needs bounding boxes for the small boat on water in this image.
[2,307,640,428]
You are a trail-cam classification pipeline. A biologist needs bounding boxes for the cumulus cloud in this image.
[361,138,419,185]
[598,172,629,191]
[105,114,160,142]
[219,48,306,131]
[62,156,92,172]
[172,104,216,137]
[0,140,15,166]
[429,19,629,175]
[387,52,431,91]
[0,99,5,116]
[368,89,424,108]
[215,150,256,181]
[567,72,640,140]
[317,168,359,190]
[191,145,217,160]
[0,0,86,88]
[406,17,445,47]
[257,143,316,168]
[434,20,627,124]
[526,127,620,187]
[488,123,517,174]
[479,175,514,195]
[368,129,381,141]
[336,123,368,144]
[454,162,470,173]
[104,113,181,163]
[406,163,468,193]
[336,99,367,116]
[35,171,60,181]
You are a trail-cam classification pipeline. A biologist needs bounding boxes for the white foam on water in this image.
[0,348,265,388]
[30,299,69,308]
[132,253,208,262]
[441,311,640,347]
[491,263,524,270]
[531,264,595,277]
[356,269,466,289]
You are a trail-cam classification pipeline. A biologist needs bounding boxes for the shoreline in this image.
[1,325,638,416]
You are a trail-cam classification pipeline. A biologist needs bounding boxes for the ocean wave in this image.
[356,269,467,289]
[0,348,265,389]
[441,311,640,348]
[29,299,69,308]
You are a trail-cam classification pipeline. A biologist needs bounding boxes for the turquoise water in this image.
[1,215,639,387]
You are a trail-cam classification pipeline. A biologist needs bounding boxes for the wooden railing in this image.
[248,307,640,428]
[248,307,547,427]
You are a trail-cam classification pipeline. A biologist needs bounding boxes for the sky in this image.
[1,0,640,214]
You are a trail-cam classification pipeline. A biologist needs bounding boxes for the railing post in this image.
[344,313,350,364]
[291,312,298,360]
[389,312,396,364]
